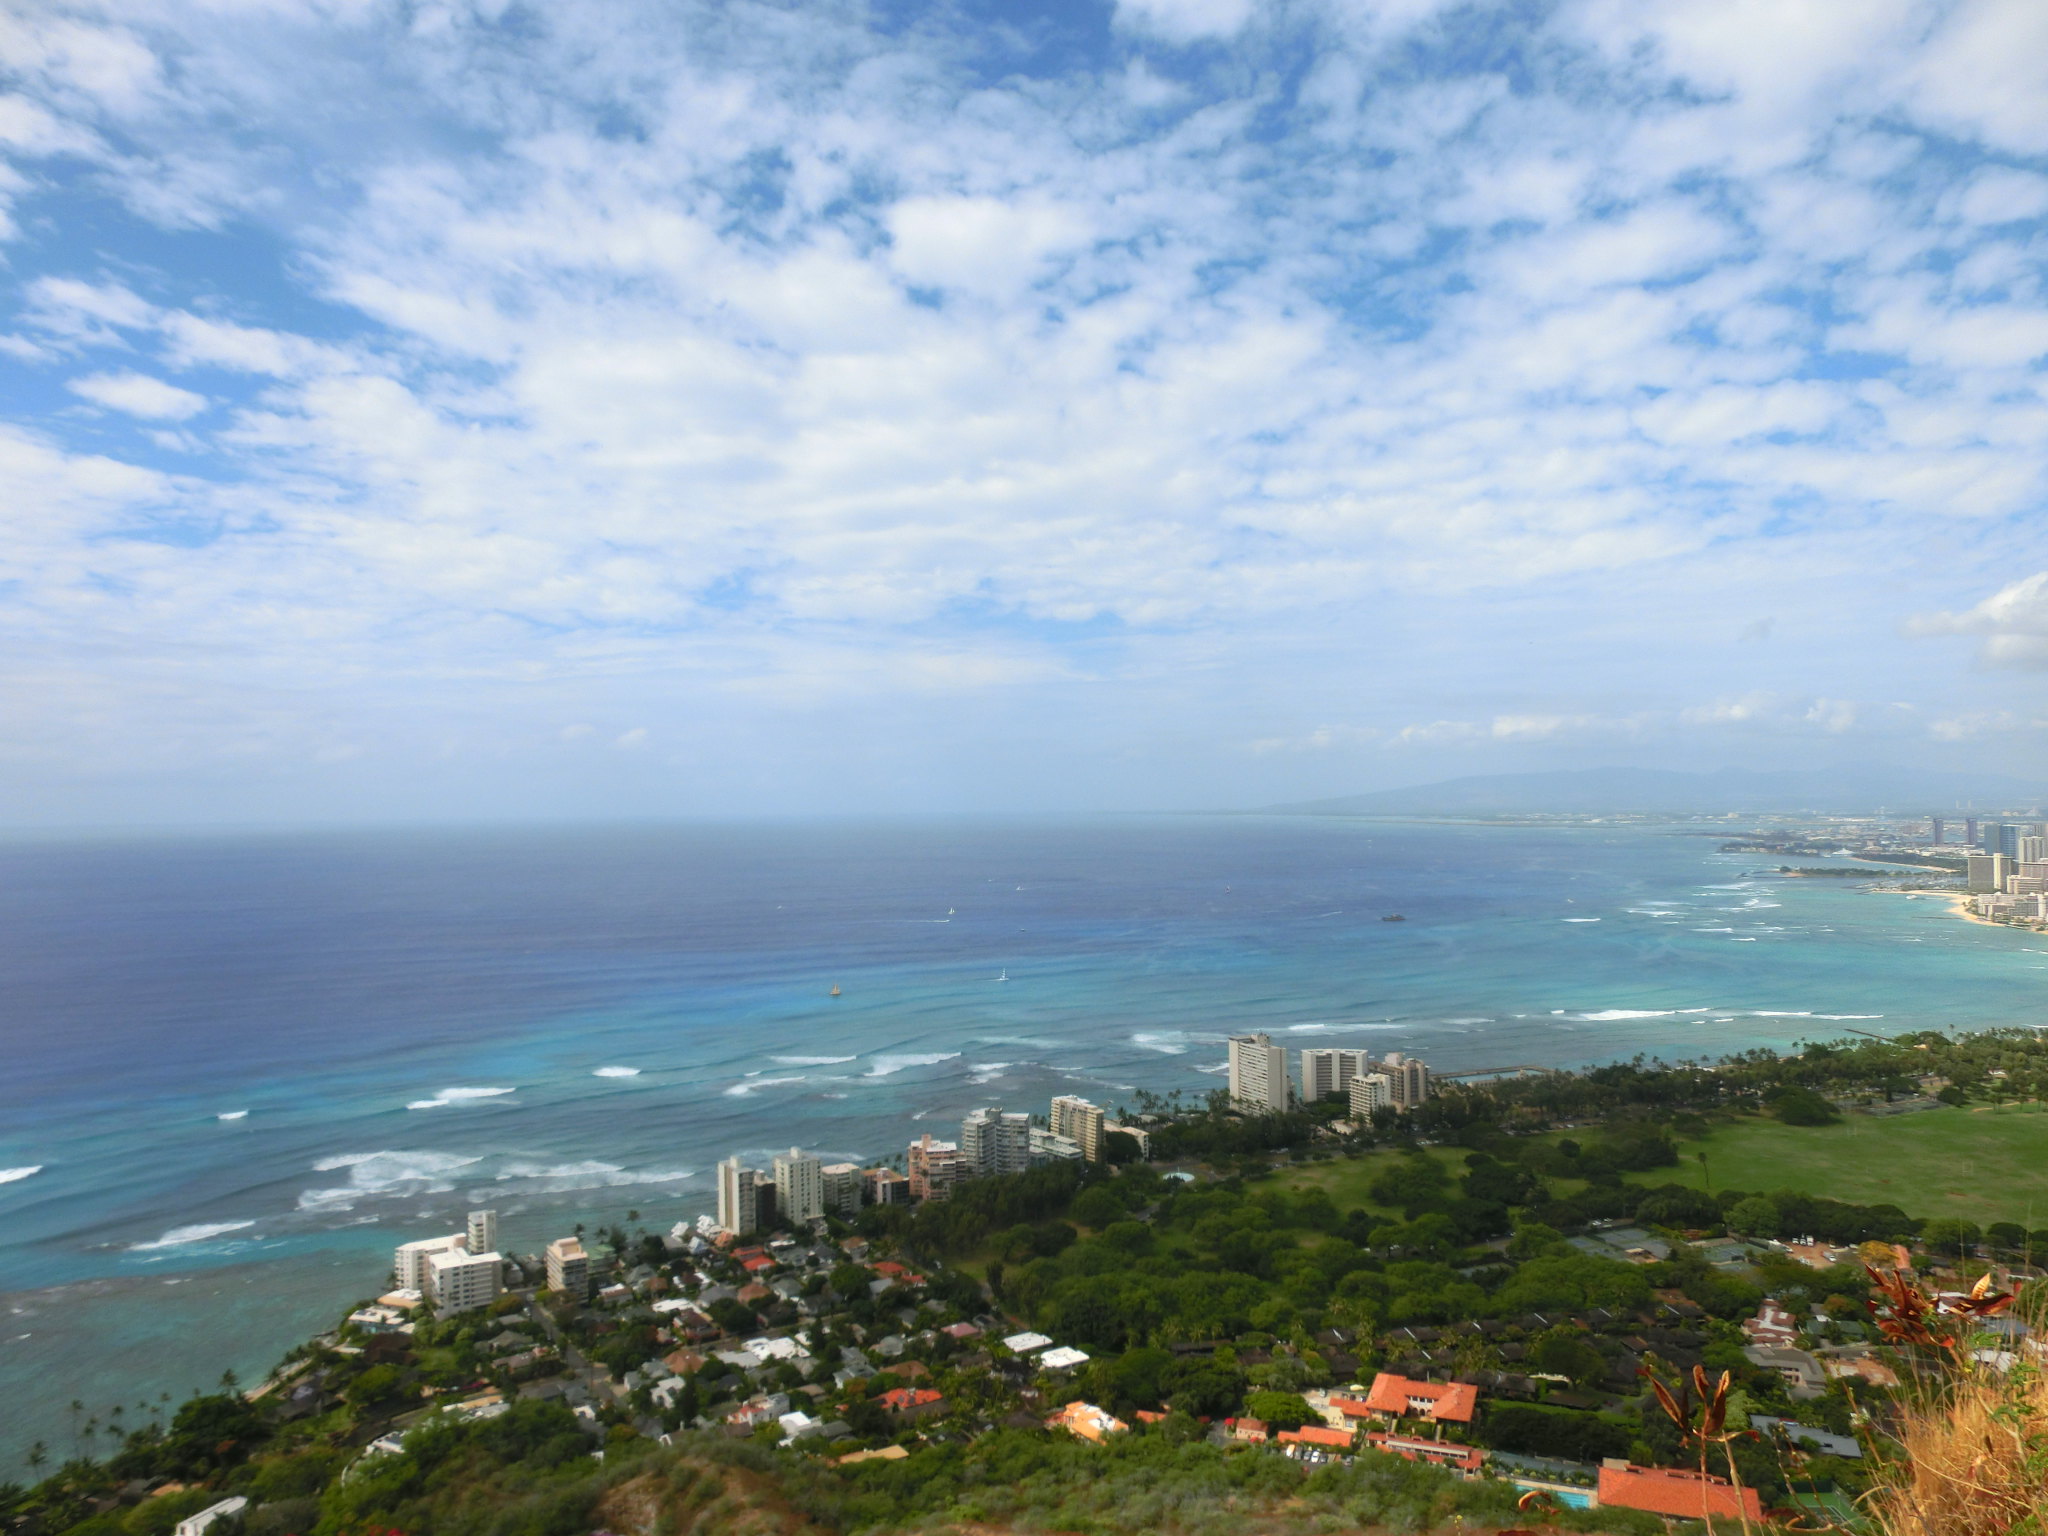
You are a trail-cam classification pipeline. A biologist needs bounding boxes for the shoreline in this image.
[1859,885,2009,930]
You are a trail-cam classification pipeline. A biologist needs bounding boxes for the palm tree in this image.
[26,1443,47,1478]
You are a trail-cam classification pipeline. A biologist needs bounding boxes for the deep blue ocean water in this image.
[2,816,2042,1470]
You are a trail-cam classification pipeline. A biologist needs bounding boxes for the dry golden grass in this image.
[1862,1293,2048,1536]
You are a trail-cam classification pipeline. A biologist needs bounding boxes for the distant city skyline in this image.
[3,0,2047,825]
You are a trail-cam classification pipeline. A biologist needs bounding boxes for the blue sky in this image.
[3,0,2048,822]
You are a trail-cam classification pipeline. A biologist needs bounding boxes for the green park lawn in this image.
[1269,1144,1470,1216]
[1626,1104,2048,1230]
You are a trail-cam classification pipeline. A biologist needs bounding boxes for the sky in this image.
[3,0,2048,824]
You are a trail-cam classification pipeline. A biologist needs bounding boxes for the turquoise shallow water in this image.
[0,816,2041,1470]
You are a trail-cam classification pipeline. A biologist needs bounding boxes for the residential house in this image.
[1045,1401,1128,1442]
[880,1386,945,1421]
[1596,1461,1764,1522]
[1360,1432,1485,1475]
[1352,1374,1480,1428]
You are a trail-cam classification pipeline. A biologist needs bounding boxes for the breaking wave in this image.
[407,1087,516,1110]
[131,1221,255,1251]
[297,1150,483,1212]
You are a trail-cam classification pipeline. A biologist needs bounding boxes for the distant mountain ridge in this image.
[1265,766,2048,816]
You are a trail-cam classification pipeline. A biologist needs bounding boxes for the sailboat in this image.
[830,984,841,997]
[996,969,1009,983]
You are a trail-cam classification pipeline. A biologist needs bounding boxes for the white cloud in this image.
[67,370,208,420]
[1113,0,1259,43]
[1911,572,2048,669]
[0,0,2044,816]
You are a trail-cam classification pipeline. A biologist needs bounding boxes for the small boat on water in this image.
[1381,914,1407,922]
[830,983,841,996]
[997,968,1009,982]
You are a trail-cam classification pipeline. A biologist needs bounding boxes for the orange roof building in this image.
[1361,1431,1484,1473]
[1277,1424,1353,1450]
[1596,1462,1764,1521]
[1357,1373,1479,1424]
[1046,1401,1129,1443]
[1230,1417,1269,1443]
[879,1387,944,1414]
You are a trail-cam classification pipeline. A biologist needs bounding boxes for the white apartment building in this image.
[961,1108,1033,1177]
[820,1162,863,1218]
[394,1233,466,1292]
[1300,1048,1374,1102]
[718,1156,762,1235]
[544,1235,589,1295]
[427,1247,503,1314]
[466,1209,499,1257]
[1030,1126,1084,1162]
[1048,1095,1105,1161]
[1348,1072,1393,1117]
[772,1148,826,1224]
[1385,1053,1431,1110]
[1227,1033,1290,1113]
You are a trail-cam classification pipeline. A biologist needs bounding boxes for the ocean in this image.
[1,815,2040,1470]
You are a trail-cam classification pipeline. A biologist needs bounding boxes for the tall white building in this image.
[717,1156,762,1234]
[544,1236,588,1296]
[1385,1053,1431,1110]
[820,1162,863,1217]
[1227,1033,1290,1112]
[772,1148,825,1224]
[394,1233,466,1293]
[1300,1048,1374,1102]
[1048,1096,1105,1161]
[427,1247,503,1314]
[1348,1072,1393,1118]
[961,1109,1032,1177]
[466,1209,499,1257]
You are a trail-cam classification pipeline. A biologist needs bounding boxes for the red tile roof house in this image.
[1596,1462,1764,1522]
[1277,1424,1354,1452]
[872,1260,926,1283]
[1349,1374,1480,1431]
[879,1386,945,1422]
[1361,1431,1484,1476]
[1228,1417,1269,1443]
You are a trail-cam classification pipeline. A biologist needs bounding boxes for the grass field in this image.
[1626,1105,2048,1229]
[1267,1145,1470,1215]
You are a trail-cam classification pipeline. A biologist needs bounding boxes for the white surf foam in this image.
[864,1052,961,1077]
[131,1220,255,1251]
[1574,1008,1706,1021]
[298,1150,483,1212]
[592,1067,641,1078]
[1562,917,1601,922]
[724,1076,811,1097]
[0,1166,42,1185]
[774,1055,856,1065]
[494,1160,695,1191]
[217,1110,248,1121]
[407,1086,516,1110]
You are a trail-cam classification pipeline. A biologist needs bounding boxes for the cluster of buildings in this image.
[1965,824,2048,921]
[391,1209,508,1315]
[389,1209,600,1311]
[712,1094,1149,1235]
[1227,1033,1431,1119]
